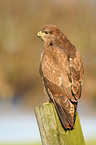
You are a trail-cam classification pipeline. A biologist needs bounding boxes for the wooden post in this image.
[35,103,85,145]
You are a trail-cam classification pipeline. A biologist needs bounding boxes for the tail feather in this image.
[45,86,77,129]
[54,101,69,129]
[53,96,77,129]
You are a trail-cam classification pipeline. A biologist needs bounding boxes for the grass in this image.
[86,140,96,145]
[0,140,96,145]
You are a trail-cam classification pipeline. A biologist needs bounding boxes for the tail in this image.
[44,83,77,129]
[53,96,77,129]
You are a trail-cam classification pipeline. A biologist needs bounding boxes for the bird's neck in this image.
[44,40,52,50]
[44,36,76,59]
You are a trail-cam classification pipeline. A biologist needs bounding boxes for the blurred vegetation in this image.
[0,0,96,108]
[86,140,96,145]
[0,140,96,145]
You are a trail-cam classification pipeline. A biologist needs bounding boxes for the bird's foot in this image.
[43,101,49,105]
[43,99,52,105]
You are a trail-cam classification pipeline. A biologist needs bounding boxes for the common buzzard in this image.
[37,25,84,129]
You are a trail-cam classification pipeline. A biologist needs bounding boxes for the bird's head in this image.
[37,25,65,44]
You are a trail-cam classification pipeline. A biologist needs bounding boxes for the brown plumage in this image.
[37,25,84,129]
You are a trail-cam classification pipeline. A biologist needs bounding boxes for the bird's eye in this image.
[44,31,48,34]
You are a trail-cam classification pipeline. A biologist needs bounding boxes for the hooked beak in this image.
[37,31,45,37]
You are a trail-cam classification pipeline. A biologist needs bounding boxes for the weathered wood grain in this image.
[35,103,85,145]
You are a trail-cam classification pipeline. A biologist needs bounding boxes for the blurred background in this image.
[0,0,96,145]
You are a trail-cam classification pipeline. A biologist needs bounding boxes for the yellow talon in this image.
[43,101,49,105]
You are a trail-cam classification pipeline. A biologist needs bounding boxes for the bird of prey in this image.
[37,25,84,129]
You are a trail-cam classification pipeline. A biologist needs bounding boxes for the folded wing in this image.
[40,45,84,129]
